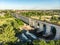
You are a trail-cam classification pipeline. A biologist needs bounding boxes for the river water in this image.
[17,28,57,43]
[18,30,38,43]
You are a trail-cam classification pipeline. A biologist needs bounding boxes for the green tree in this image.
[49,40,55,45]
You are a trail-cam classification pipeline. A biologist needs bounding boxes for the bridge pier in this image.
[29,18,33,26]
[29,18,36,28]
[54,26,60,40]
[46,25,51,35]
[40,23,44,32]
[34,20,39,28]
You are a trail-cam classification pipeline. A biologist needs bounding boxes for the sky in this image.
[0,0,60,10]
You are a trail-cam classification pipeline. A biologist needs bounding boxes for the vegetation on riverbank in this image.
[18,10,60,25]
[0,11,24,45]
[20,40,60,45]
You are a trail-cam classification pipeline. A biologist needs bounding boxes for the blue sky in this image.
[0,0,60,10]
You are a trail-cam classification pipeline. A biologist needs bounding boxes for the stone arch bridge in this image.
[12,13,60,40]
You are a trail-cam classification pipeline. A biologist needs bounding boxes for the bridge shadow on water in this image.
[3,27,56,45]
[29,27,56,40]
[12,27,56,44]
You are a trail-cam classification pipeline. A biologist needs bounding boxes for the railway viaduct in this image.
[12,13,60,40]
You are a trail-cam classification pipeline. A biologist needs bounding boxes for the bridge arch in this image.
[38,23,40,26]
[51,26,56,39]
[43,24,46,34]
[36,22,40,28]
[43,26,56,40]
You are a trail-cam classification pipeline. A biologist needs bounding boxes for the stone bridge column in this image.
[29,18,32,26]
[40,23,43,31]
[32,21,36,27]
[32,20,38,28]
[29,18,35,27]
[54,26,60,40]
[46,25,51,35]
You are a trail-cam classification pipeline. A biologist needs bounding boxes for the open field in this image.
[15,10,60,25]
